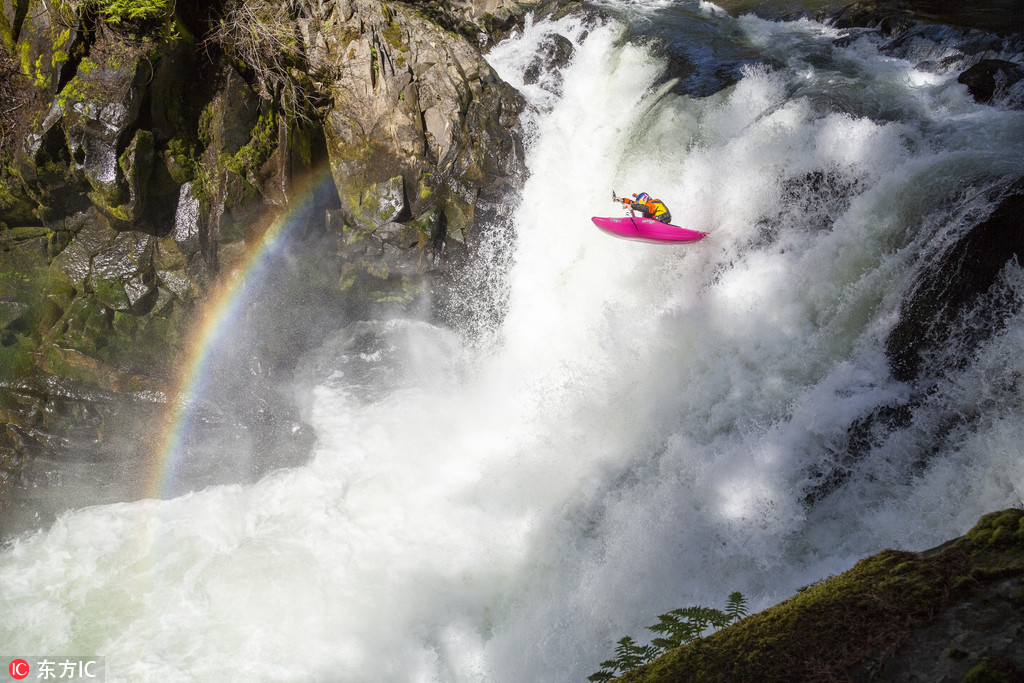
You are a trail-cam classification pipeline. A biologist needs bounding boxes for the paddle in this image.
[612,191,640,232]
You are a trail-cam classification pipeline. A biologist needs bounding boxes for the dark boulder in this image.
[957,58,1024,104]
[522,33,574,93]
[885,188,1024,383]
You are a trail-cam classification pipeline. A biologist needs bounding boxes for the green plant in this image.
[64,0,173,26]
[588,592,748,682]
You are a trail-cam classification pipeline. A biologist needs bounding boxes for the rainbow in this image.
[149,167,336,500]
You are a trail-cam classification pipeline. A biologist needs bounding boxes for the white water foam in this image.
[2,6,1024,682]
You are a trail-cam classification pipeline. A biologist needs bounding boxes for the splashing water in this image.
[2,4,1024,681]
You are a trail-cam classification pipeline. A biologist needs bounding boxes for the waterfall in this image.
[2,4,1023,682]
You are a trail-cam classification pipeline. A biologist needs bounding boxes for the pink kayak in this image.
[591,216,707,244]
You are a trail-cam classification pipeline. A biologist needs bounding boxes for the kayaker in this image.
[617,191,672,224]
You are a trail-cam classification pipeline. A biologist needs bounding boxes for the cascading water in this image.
[2,3,1024,681]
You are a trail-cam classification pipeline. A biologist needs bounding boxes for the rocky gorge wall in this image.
[2,1,1024,677]
[0,0,558,500]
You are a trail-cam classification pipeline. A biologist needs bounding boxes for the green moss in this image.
[190,163,214,215]
[38,343,113,387]
[289,124,313,168]
[101,202,131,222]
[418,174,433,200]
[0,228,56,340]
[95,307,180,376]
[617,509,1024,683]
[40,342,71,378]
[0,11,13,52]
[198,98,219,147]
[56,60,106,110]
[338,272,357,292]
[381,21,406,51]
[91,276,129,311]
[77,55,97,74]
[963,658,1021,683]
[0,226,49,245]
[368,273,422,305]
[51,50,69,69]
[18,39,30,78]
[957,510,1024,577]
[87,0,173,25]
[163,137,198,185]
[0,334,37,380]
[55,295,112,353]
[31,54,48,88]
[224,107,277,179]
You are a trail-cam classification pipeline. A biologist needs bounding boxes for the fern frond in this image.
[650,637,677,650]
[706,608,732,630]
[590,591,746,680]
[726,591,749,622]
[613,636,650,670]
[647,611,683,634]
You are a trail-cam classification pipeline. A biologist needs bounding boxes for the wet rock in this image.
[203,67,261,158]
[49,208,112,289]
[831,2,911,32]
[886,188,1024,383]
[0,226,51,335]
[522,33,574,93]
[319,0,525,259]
[358,176,408,228]
[826,1,1023,38]
[2,0,81,94]
[10,99,92,223]
[88,230,155,313]
[59,45,148,214]
[957,58,1024,104]
[116,129,155,225]
[171,182,201,257]
[48,207,157,314]
[153,233,197,304]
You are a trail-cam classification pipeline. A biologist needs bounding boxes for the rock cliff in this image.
[0,0,546,503]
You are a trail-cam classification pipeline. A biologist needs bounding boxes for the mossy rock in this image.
[50,294,113,354]
[618,509,1024,683]
[963,658,1023,683]
[0,332,37,380]
[87,230,156,312]
[10,0,79,94]
[0,223,56,340]
[0,173,41,226]
[93,303,184,379]
[40,342,163,393]
[104,128,155,225]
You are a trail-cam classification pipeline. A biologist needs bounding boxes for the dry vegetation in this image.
[0,47,28,166]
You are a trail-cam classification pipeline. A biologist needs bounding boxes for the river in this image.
[2,2,1023,681]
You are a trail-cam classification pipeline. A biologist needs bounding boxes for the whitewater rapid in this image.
[3,3,1024,681]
